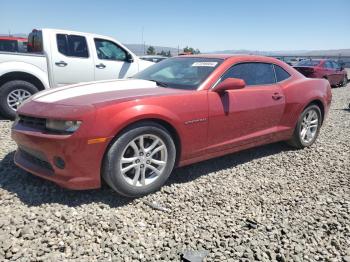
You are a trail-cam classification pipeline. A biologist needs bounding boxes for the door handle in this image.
[96,63,106,69]
[272,93,283,100]
[55,61,68,67]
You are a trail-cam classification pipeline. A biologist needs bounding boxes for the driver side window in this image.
[220,62,276,86]
[94,38,127,61]
[331,61,340,70]
[324,61,333,69]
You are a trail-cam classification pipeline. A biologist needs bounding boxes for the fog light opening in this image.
[53,156,65,169]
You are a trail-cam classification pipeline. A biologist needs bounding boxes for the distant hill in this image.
[295,49,350,56]
[209,49,350,57]
[124,44,179,56]
[0,33,27,38]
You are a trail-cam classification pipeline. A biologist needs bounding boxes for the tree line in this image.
[146,46,200,56]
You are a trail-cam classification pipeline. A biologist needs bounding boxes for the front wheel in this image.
[103,122,176,197]
[287,105,322,149]
[0,80,39,119]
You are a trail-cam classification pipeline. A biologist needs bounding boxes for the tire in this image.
[0,80,39,119]
[102,121,176,197]
[340,75,348,87]
[287,104,322,149]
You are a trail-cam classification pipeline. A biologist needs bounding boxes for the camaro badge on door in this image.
[184,118,208,125]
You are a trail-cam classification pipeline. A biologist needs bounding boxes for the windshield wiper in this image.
[149,79,168,87]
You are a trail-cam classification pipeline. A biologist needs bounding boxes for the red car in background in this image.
[0,36,28,53]
[11,55,332,197]
[294,59,348,87]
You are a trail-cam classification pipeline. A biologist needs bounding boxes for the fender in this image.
[0,61,50,89]
[296,79,328,118]
[93,103,185,163]
[281,78,328,128]
[99,104,184,140]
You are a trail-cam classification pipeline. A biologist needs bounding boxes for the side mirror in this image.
[126,53,134,63]
[214,78,246,93]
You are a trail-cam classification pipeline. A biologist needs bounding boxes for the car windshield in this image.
[296,60,321,67]
[132,57,223,90]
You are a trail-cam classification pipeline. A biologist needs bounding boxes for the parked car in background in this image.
[11,55,332,197]
[286,57,305,66]
[140,55,168,63]
[294,59,348,87]
[0,29,154,119]
[0,36,27,53]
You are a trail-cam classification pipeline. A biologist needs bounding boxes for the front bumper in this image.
[11,102,112,190]
[12,124,111,190]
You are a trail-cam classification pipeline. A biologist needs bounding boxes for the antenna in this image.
[141,27,144,55]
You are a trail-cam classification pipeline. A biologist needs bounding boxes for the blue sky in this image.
[1,0,349,52]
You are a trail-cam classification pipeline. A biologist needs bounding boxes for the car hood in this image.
[138,59,155,71]
[30,79,188,106]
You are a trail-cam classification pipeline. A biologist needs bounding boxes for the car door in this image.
[331,61,343,84]
[93,38,139,81]
[207,62,285,153]
[51,34,94,87]
[323,61,337,85]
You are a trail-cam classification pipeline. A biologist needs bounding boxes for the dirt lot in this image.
[0,85,349,261]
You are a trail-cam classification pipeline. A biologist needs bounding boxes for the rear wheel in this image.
[287,105,322,149]
[0,80,39,119]
[103,122,176,197]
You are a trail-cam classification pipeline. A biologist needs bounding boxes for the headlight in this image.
[46,119,82,133]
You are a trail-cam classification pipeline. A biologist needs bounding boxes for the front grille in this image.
[19,147,54,173]
[18,115,46,130]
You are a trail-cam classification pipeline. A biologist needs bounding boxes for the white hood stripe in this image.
[35,79,158,103]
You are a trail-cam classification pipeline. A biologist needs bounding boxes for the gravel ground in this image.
[0,85,349,262]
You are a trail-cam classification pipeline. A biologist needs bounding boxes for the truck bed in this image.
[0,51,47,73]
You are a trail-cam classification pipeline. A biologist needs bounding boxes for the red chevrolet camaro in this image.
[294,59,348,87]
[11,55,332,197]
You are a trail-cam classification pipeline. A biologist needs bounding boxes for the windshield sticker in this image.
[192,62,218,67]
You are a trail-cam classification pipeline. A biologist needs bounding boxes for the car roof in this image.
[175,54,286,63]
[180,54,242,59]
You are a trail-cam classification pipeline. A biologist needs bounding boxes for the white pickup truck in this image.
[0,28,153,118]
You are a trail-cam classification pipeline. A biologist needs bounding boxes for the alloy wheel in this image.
[120,134,168,187]
[300,109,319,144]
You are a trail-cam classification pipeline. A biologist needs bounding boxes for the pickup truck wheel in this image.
[287,105,322,149]
[0,80,39,119]
[103,122,176,197]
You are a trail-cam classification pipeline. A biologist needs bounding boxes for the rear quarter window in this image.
[274,65,291,82]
